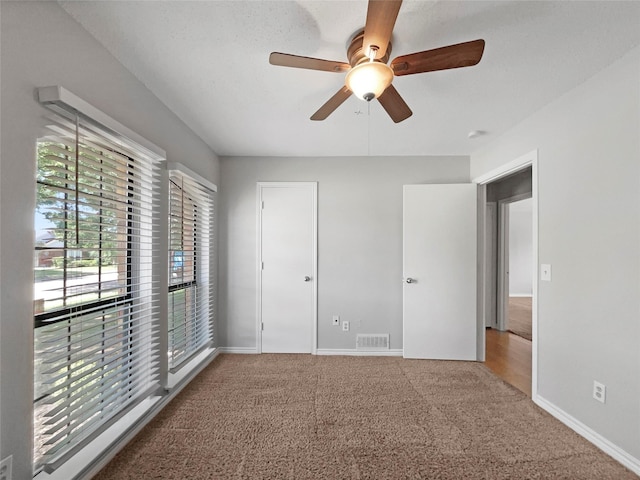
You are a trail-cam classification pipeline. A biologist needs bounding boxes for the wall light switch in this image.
[332,315,340,326]
[541,264,552,282]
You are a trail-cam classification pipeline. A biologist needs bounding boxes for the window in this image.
[33,112,160,471]
[168,169,215,370]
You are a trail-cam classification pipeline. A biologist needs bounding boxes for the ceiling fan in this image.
[269,0,485,123]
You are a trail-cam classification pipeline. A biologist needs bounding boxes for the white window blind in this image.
[168,169,214,370]
[33,111,161,471]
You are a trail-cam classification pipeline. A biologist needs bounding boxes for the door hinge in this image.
[261,261,264,270]
[261,201,265,209]
[261,322,264,331]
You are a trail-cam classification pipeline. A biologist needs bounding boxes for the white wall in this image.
[0,3,219,478]
[472,46,640,466]
[508,198,533,296]
[219,156,469,351]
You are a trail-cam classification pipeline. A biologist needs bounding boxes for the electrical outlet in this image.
[342,321,349,332]
[593,381,606,404]
[0,455,13,480]
[332,315,340,326]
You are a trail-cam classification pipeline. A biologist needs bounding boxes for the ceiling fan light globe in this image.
[345,61,393,101]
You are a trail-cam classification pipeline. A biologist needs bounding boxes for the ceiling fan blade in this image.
[377,84,412,123]
[311,86,353,121]
[363,0,402,60]
[270,52,350,73]
[391,39,485,76]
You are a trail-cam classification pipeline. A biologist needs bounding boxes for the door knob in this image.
[304,276,311,282]
[404,277,415,284]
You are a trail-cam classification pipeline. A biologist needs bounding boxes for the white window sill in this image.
[35,346,219,480]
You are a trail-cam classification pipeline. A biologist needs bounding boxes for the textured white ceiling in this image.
[59,1,640,157]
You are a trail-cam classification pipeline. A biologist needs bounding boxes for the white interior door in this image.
[403,184,477,360]
[259,182,317,353]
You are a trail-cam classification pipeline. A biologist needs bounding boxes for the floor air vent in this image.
[356,334,390,350]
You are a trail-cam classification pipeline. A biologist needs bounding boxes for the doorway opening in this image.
[502,197,533,341]
[475,152,537,397]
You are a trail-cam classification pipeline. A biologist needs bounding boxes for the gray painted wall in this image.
[472,46,640,463]
[218,156,469,351]
[0,3,219,478]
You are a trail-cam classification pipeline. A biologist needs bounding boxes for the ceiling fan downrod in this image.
[363,46,380,102]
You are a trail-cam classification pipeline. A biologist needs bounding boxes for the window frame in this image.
[32,90,164,474]
[166,166,215,372]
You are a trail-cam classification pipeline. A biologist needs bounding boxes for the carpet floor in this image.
[508,296,532,341]
[94,354,635,479]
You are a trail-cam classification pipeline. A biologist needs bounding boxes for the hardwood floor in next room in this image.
[485,328,532,397]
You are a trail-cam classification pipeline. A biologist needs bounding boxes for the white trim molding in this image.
[35,349,219,480]
[166,347,219,391]
[316,349,403,357]
[218,347,259,354]
[37,86,165,159]
[534,395,640,476]
[166,161,217,193]
[474,149,539,397]
[472,149,537,185]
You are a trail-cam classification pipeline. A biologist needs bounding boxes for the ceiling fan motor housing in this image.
[347,29,392,67]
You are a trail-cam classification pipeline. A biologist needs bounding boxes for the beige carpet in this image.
[94,355,635,479]
[508,296,532,341]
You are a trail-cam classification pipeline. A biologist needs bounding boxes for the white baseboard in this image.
[219,348,404,357]
[316,348,403,357]
[218,346,258,354]
[509,293,533,298]
[533,394,640,476]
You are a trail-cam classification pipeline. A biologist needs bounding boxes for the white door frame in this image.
[473,150,538,397]
[256,182,318,354]
[484,202,497,328]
